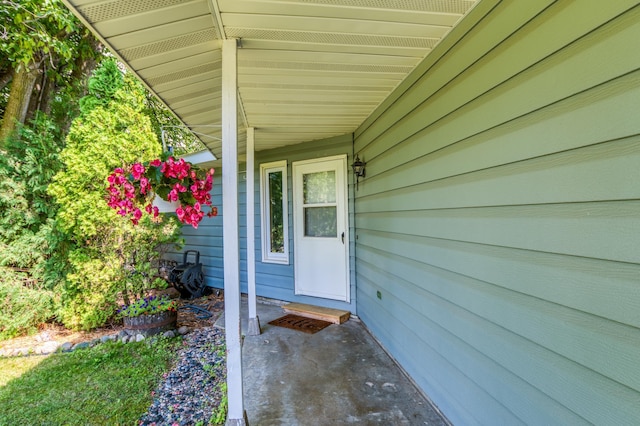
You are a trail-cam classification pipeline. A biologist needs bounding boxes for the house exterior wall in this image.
[353,1,640,425]
[253,134,356,312]
[165,176,225,289]
[170,134,356,312]
[166,168,249,294]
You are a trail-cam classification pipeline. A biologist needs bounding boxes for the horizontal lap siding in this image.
[165,174,225,288]
[353,1,640,425]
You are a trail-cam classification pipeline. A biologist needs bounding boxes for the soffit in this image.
[62,0,479,159]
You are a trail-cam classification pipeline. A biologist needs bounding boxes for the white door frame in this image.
[292,154,350,302]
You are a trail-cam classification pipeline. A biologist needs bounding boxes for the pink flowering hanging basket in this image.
[106,156,218,228]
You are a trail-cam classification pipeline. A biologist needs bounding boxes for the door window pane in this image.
[304,206,337,237]
[303,171,336,204]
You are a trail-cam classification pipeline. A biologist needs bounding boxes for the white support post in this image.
[222,39,246,426]
[246,127,260,336]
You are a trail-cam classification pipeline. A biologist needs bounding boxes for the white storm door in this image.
[293,156,349,302]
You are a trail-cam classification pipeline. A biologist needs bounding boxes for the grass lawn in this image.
[0,337,180,425]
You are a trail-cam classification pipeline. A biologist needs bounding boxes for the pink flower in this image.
[162,157,176,177]
[150,159,162,167]
[167,189,179,202]
[176,207,185,221]
[177,159,190,178]
[131,163,145,180]
[123,182,134,196]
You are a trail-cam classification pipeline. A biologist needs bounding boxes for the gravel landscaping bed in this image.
[139,326,227,425]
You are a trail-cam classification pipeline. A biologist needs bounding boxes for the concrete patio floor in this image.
[216,298,449,425]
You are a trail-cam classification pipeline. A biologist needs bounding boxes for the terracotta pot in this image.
[123,310,177,336]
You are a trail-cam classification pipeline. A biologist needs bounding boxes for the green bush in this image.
[55,249,120,331]
[55,217,182,330]
[49,60,184,330]
[113,216,184,305]
[0,268,54,340]
[0,113,64,287]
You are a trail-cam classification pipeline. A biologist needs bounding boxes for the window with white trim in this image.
[260,161,289,264]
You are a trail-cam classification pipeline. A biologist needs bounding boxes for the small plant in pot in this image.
[118,295,178,336]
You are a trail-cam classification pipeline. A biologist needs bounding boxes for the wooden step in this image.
[283,303,350,324]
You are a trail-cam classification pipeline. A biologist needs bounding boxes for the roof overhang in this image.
[62,0,480,159]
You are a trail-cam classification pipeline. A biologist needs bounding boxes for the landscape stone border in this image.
[0,326,191,358]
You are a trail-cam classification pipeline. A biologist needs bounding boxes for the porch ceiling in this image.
[62,0,479,159]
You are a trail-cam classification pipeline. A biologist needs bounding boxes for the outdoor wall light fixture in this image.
[351,154,366,190]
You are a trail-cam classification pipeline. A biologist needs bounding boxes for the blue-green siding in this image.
[353,1,640,425]
[165,177,226,289]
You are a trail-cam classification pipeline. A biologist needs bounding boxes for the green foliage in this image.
[210,382,228,425]
[117,295,177,318]
[0,0,90,67]
[49,59,183,330]
[0,113,65,284]
[49,62,160,240]
[78,58,124,114]
[0,5,196,334]
[0,0,101,146]
[0,337,180,424]
[55,248,120,330]
[0,267,54,340]
[113,216,184,303]
[0,114,60,239]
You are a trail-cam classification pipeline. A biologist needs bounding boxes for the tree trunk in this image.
[0,64,39,147]
[26,63,48,122]
[38,68,55,116]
